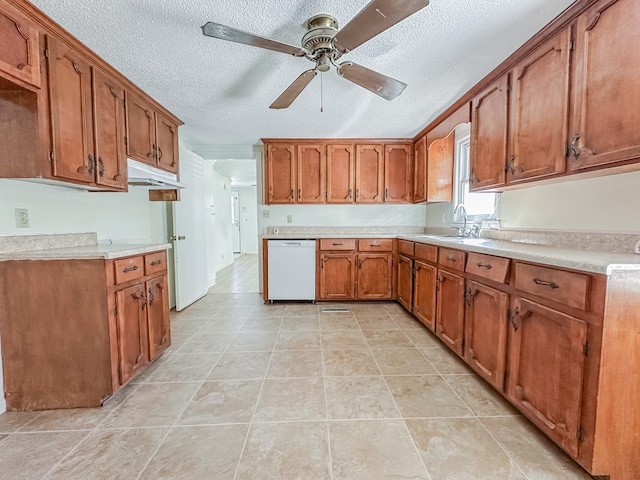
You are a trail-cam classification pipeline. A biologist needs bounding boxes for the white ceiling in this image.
[31,0,573,148]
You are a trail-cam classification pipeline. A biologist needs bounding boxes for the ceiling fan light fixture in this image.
[316,55,331,72]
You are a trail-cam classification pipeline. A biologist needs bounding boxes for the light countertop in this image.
[0,242,172,261]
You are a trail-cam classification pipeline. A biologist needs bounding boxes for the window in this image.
[453,125,499,223]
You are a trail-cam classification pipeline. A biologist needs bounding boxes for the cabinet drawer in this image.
[144,251,167,275]
[358,239,393,252]
[514,263,589,310]
[398,240,414,256]
[415,243,437,263]
[438,248,466,272]
[465,252,510,283]
[114,256,144,284]
[319,238,356,251]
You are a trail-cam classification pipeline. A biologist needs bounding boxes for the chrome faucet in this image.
[453,204,467,236]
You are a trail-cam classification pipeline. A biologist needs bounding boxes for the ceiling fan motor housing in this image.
[302,14,339,60]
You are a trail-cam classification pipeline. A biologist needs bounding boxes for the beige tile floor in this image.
[0,256,596,479]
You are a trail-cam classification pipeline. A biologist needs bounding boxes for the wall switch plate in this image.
[635,240,640,254]
[15,208,29,228]
[262,209,270,218]
[287,215,293,224]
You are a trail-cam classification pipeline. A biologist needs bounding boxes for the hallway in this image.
[209,254,259,294]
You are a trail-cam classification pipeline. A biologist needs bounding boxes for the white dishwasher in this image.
[267,240,316,301]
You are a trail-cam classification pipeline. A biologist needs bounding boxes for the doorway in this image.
[231,190,241,254]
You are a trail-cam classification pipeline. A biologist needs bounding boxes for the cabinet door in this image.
[125,91,156,165]
[426,130,454,202]
[436,269,465,355]
[0,0,41,88]
[92,68,126,189]
[414,261,437,332]
[413,135,427,203]
[327,144,355,203]
[464,281,509,390]
[470,74,508,190]
[297,144,326,203]
[397,255,413,311]
[266,143,296,204]
[355,144,384,203]
[384,144,412,203]
[570,0,640,170]
[509,27,571,183]
[146,275,171,360]
[319,253,356,300]
[115,283,150,385]
[358,254,393,299]
[47,37,95,184]
[156,112,179,173]
[507,297,588,458]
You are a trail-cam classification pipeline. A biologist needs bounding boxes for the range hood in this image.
[127,159,186,189]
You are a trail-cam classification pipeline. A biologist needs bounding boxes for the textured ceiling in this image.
[31,0,574,147]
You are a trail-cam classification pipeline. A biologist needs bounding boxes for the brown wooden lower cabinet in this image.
[463,280,509,390]
[436,269,465,356]
[396,255,413,311]
[507,296,588,458]
[413,261,437,331]
[319,253,357,300]
[357,253,393,299]
[0,250,171,411]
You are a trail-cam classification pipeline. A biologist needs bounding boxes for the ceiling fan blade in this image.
[333,0,430,53]
[201,22,307,57]
[338,62,407,101]
[270,69,318,109]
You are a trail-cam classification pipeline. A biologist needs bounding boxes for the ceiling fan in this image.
[201,0,430,109]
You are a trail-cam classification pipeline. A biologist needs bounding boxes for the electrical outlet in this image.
[287,215,293,224]
[263,209,270,218]
[15,208,29,228]
[634,240,640,254]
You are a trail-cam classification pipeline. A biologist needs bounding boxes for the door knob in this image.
[170,235,186,241]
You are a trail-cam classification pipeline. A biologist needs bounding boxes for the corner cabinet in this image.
[265,143,296,204]
[0,249,172,411]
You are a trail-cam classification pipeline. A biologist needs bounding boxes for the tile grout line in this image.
[319,324,335,480]
[355,309,434,480]
[230,304,283,480]
[134,298,251,480]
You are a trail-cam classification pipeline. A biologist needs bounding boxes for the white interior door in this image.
[172,146,209,310]
[231,191,241,253]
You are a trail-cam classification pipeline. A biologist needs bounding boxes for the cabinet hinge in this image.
[49,151,54,162]
[117,364,122,378]
[569,40,575,51]
[124,136,128,146]
[114,304,119,316]
[583,342,589,357]
[577,426,584,442]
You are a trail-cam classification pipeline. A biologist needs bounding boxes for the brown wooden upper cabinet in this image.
[426,130,455,202]
[47,36,127,190]
[297,144,326,203]
[384,144,412,203]
[569,0,640,171]
[126,92,179,174]
[355,144,384,203]
[0,0,41,88]
[265,143,296,204]
[413,135,427,203]
[327,144,355,203]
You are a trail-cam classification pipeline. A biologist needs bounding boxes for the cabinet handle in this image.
[369,243,381,247]
[123,265,139,273]
[446,255,456,262]
[98,157,105,177]
[505,156,515,174]
[332,242,344,246]
[157,147,163,160]
[148,287,155,306]
[356,188,359,200]
[464,288,477,307]
[469,169,479,185]
[509,307,532,332]
[298,189,301,199]
[131,291,146,309]
[347,189,352,199]
[385,187,389,200]
[77,155,95,176]
[567,133,581,159]
[476,262,492,270]
[533,278,559,289]
[151,145,157,159]
[150,259,163,266]
[290,189,293,200]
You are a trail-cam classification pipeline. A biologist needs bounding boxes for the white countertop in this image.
[399,235,640,275]
[0,242,172,261]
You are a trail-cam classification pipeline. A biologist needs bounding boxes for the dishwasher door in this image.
[267,240,316,301]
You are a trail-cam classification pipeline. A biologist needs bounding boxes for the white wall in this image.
[0,179,167,241]
[425,170,640,233]
[264,204,427,229]
[237,186,258,253]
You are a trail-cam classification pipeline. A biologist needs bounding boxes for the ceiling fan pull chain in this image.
[320,71,324,113]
